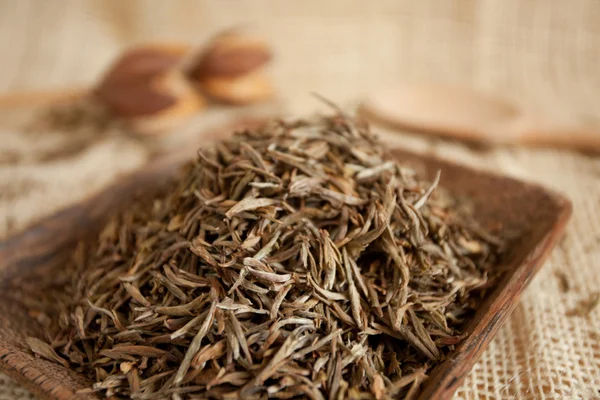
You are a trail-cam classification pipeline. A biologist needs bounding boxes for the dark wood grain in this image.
[0,148,571,400]
[406,153,572,400]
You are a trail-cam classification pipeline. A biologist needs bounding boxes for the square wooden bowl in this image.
[0,149,571,400]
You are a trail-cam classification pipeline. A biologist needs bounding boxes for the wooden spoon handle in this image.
[0,87,88,108]
[511,117,600,152]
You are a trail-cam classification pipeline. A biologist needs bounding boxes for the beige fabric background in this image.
[1,1,599,399]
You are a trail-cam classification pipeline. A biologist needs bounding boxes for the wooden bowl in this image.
[0,148,571,400]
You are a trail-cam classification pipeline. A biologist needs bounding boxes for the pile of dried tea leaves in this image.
[28,113,503,399]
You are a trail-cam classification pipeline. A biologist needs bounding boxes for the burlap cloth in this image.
[1,1,599,398]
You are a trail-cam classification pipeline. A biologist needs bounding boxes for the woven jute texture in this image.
[1,1,599,399]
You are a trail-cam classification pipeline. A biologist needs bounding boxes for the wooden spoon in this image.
[359,83,600,152]
[0,87,88,109]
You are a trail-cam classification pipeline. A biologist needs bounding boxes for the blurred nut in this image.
[95,43,205,135]
[128,70,206,136]
[189,31,272,79]
[188,31,274,105]
[198,70,273,105]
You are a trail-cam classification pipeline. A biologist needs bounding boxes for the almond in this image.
[199,70,273,105]
[189,31,272,79]
[94,43,205,135]
[188,31,274,105]
[128,70,206,136]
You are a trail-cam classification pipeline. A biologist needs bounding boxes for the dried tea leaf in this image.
[555,270,570,293]
[225,198,279,218]
[567,292,600,317]
[26,337,69,368]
